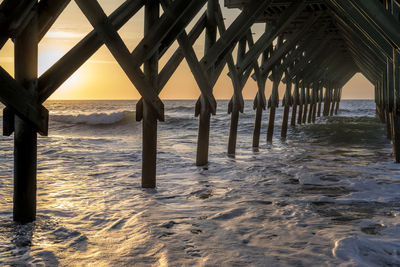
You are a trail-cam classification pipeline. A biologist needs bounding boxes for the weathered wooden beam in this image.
[252,76,266,148]
[227,36,246,156]
[157,13,207,91]
[392,46,400,162]
[38,0,71,41]
[75,0,164,120]
[317,85,323,117]
[175,30,217,115]
[195,0,218,166]
[132,0,207,66]
[200,0,273,71]
[141,0,160,189]
[281,76,292,138]
[267,36,284,143]
[157,0,207,59]
[0,0,37,48]
[271,32,325,81]
[291,80,300,126]
[13,5,38,223]
[302,86,309,123]
[327,0,393,59]
[39,0,145,102]
[349,0,400,49]
[252,33,271,148]
[259,13,319,78]
[298,84,305,124]
[238,0,307,74]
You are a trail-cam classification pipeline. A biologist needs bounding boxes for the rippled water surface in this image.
[0,100,400,266]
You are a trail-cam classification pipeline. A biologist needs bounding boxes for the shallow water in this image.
[0,100,399,266]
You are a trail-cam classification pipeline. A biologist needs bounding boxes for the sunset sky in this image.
[0,0,374,100]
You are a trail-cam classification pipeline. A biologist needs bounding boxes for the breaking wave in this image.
[51,111,136,125]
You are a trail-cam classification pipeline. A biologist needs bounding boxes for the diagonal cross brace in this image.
[38,0,145,103]
[237,0,307,74]
[200,0,273,71]
[38,0,71,41]
[75,0,164,120]
[131,0,207,67]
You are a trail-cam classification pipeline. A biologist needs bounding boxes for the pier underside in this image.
[1,0,400,222]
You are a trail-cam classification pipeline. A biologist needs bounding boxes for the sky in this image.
[0,0,374,100]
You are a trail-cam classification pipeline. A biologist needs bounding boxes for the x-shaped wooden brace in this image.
[214,4,251,114]
[75,0,164,120]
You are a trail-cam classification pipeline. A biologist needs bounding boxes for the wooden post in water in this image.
[384,67,392,140]
[302,86,309,123]
[290,81,299,126]
[330,88,336,116]
[335,88,341,115]
[393,49,400,162]
[252,79,267,148]
[228,37,246,156]
[252,43,269,149]
[196,0,216,166]
[142,0,159,188]
[307,86,314,123]
[267,69,282,143]
[311,86,317,123]
[228,98,239,156]
[317,86,323,117]
[323,85,330,116]
[298,84,305,124]
[281,77,292,138]
[13,6,38,223]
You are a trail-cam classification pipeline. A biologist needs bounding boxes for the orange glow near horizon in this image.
[0,1,375,101]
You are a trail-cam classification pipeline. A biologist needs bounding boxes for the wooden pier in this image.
[0,0,400,223]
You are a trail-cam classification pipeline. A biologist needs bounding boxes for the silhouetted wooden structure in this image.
[1,0,399,223]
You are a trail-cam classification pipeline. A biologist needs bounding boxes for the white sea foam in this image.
[51,111,133,125]
[333,235,400,266]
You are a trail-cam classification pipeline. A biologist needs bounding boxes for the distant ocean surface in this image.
[0,100,400,266]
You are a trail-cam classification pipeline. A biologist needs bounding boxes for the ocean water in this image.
[0,100,399,266]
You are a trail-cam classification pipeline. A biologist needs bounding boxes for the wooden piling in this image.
[228,97,240,156]
[196,0,216,166]
[291,82,299,126]
[335,88,341,115]
[252,76,266,148]
[228,37,246,156]
[302,86,308,124]
[142,0,159,188]
[317,87,323,117]
[307,87,313,124]
[386,111,392,139]
[281,81,292,138]
[323,86,330,116]
[252,100,263,148]
[267,72,281,143]
[298,85,305,124]
[311,87,317,123]
[13,7,38,223]
[330,88,335,116]
[393,49,400,162]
